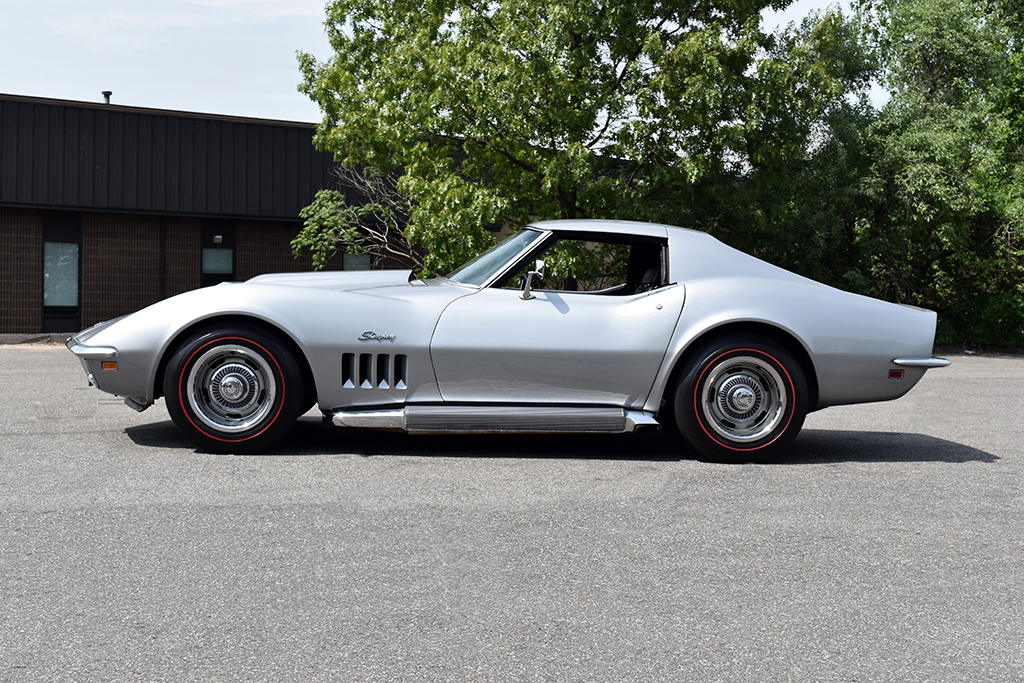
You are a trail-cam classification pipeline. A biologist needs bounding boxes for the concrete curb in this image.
[0,333,75,345]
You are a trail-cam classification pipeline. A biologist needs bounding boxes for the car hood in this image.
[246,269,415,292]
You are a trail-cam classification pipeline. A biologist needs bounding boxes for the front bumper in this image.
[66,337,113,387]
[66,335,151,412]
[67,340,117,360]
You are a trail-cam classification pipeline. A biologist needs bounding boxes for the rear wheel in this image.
[164,325,304,454]
[674,336,807,463]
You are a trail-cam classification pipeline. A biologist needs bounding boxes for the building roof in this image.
[0,93,343,221]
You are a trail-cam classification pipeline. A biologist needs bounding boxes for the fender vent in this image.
[343,353,408,390]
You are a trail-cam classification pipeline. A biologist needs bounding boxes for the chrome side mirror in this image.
[520,259,545,300]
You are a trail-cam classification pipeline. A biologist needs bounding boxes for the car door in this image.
[429,283,685,406]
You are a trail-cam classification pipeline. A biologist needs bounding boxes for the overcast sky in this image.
[1,0,838,124]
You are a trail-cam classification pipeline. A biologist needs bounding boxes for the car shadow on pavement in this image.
[125,417,684,461]
[125,418,997,464]
[123,420,193,449]
[784,429,998,464]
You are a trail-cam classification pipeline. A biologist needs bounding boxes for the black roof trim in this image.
[0,92,320,129]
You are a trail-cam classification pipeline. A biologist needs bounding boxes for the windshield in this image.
[445,228,546,286]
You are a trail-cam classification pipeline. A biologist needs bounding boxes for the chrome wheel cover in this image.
[186,344,277,433]
[700,355,787,444]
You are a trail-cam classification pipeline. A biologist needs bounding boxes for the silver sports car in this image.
[67,219,949,462]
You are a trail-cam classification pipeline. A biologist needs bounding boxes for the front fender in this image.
[71,279,471,409]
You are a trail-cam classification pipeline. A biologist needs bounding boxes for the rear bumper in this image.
[893,357,952,369]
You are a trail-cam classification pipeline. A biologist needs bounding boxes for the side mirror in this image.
[520,259,545,300]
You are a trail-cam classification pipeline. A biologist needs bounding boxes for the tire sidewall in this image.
[164,326,303,453]
[675,337,807,462]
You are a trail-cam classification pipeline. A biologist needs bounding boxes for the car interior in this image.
[500,234,667,296]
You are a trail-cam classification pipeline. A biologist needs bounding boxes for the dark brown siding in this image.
[165,217,201,297]
[0,209,42,332]
[81,214,162,326]
[236,220,342,281]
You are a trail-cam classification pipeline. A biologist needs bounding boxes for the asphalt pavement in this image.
[1,344,1022,682]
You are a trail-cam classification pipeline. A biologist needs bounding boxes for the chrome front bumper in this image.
[65,337,113,387]
[66,341,117,360]
[892,357,952,368]
[65,336,151,412]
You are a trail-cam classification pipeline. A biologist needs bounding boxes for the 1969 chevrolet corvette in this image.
[67,219,949,462]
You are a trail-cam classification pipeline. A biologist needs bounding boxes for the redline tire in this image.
[163,325,304,454]
[674,336,807,463]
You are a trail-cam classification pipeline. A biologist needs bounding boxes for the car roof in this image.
[529,219,693,239]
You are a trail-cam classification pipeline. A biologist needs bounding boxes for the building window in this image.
[202,248,234,276]
[201,220,236,287]
[343,253,372,271]
[43,242,80,307]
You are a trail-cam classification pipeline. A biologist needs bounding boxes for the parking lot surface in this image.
[2,345,1022,682]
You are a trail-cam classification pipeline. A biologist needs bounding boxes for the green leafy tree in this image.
[296,0,857,276]
[293,167,421,270]
[855,0,1024,345]
[1001,0,1024,149]
[708,10,879,289]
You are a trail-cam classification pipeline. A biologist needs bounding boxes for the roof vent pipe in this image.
[102,91,112,104]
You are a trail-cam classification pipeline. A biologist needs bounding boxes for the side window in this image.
[501,235,665,295]
[544,240,630,292]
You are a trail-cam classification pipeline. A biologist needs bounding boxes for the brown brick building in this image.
[1,94,357,334]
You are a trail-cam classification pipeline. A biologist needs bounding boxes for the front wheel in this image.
[164,325,305,454]
[673,336,807,463]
